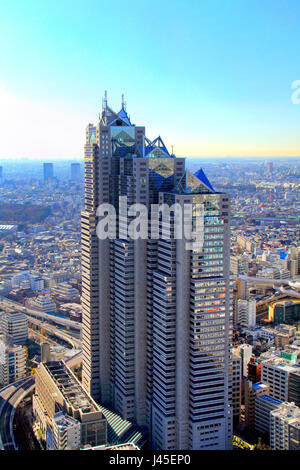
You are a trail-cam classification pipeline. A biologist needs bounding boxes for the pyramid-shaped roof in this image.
[145,136,171,157]
[193,168,215,192]
[117,108,132,126]
[175,169,215,194]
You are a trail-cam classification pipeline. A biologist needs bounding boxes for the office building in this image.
[288,370,300,407]
[268,299,300,325]
[33,361,107,449]
[41,342,51,363]
[247,357,261,383]
[51,282,79,301]
[71,163,81,182]
[81,94,233,450]
[289,420,300,450]
[43,163,54,183]
[267,161,273,173]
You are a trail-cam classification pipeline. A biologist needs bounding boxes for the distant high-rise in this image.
[41,342,51,363]
[71,163,81,182]
[267,161,273,173]
[81,93,233,450]
[43,162,54,183]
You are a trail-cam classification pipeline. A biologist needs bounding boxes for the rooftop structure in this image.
[44,361,99,414]
[33,361,107,448]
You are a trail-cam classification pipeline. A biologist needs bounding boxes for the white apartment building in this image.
[51,282,79,300]
[270,402,300,450]
[32,294,57,313]
[46,411,81,450]
[230,254,249,276]
[261,357,300,402]
[231,349,242,421]
[237,299,256,327]
[0,310,28,345]
[235,343,252,377]
[0,337,27,387]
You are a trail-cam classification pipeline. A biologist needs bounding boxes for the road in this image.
[0,352,82,450]
[0,377,35,450]
[27,316,82,349]
[0,295,82,331]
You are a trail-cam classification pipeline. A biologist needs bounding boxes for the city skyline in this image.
[0,0,299,455]
[0,0,300,160]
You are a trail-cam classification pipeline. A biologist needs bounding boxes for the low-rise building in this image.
[33,361,107,449]
[46,411,81,450]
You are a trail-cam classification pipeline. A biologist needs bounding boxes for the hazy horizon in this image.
[1,1,300,160]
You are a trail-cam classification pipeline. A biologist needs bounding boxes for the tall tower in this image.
[43,162,54,183]
[81,94,233,449]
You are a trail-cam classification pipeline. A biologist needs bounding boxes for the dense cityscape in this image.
[0,98,299,453]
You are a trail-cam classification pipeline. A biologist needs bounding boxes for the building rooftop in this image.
[252,382,269,390]
[256,394,282,405]
[44,361,100,414]
[262,357,300,373]
[53,411,79,429]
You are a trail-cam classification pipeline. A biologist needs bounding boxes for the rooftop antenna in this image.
[101,91,108,123]
[121,94,126,110]
[171,145,174,155]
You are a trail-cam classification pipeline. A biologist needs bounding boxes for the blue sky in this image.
[0,0,300,159]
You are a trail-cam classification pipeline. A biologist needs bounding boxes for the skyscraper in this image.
[71,162,81,182]
[81,93,233,450]
[43,162,54,183]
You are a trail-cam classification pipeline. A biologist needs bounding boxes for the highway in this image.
[278,287,300,299]
[27,316,82,349]
[239,275,300,290]
[0,352,82,450]
[0,377,35,450]
[0,295,82,331]
[239,275,291,286]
